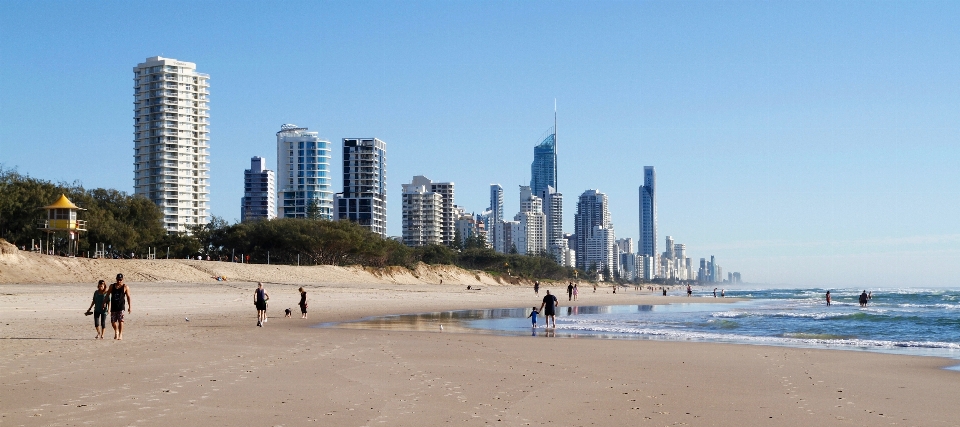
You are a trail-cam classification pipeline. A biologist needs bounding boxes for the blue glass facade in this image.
[530,132,556,198]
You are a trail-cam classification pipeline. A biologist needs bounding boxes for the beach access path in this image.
[1,281,958,426]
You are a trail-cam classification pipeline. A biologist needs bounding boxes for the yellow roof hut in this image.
[38,194,87,256]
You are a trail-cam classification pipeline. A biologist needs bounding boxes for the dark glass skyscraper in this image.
[639,166,657,260]
[530,131,557,197]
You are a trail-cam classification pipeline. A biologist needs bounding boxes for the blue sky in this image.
[2,1,959,287]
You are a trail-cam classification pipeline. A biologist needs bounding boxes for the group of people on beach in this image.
[84,273,131,340]
[254,282,308,327]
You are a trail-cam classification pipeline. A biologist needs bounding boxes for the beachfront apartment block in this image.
[574,189,612,270]
[513,186,546,256]
[404,176,455,246]
[337,138,387,237]
[241,156,275,222]
[488,184,504,250]
[401,179,442,247]
[276,124,333,219]
[133,56,210,233]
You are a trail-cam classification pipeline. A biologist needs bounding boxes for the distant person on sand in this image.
[534,281,540,296]
[108,274,131,340]
[527,307,539,328]
[826,290,832,306]
[85,280,110,339]
[859,290,868,307]
[721,289,725,297]
[687,285,692,297]
[255,282,269,327]
[539,290,559,328]
[714,288,718,298]
[573,284,579,301]
[567,283,574,301]
[593,283,597,293]
[662,288,666,296]
[298,287,308,319]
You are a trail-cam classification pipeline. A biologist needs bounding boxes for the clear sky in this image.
[2,1,959,287]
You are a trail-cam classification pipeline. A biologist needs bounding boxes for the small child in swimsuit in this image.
[528,307,539,328]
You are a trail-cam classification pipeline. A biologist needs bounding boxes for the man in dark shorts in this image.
[539,290,559,328]
[255,282,269,327]
[567,283,574,301]
[108,273,131,340]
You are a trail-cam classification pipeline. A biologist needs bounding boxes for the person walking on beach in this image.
[567,283,574,301]
[85,280,110,339]
[528,307,539,328]
[534,281,540,296]
[254,282,269,327]
[713,288,718,298]
[539,290,559,328]
[826,290,832,306]
[298,287,308,319]
[108,274,131,340]
[859,290,868,307]
[687,285,692,297]
[573,284,579,301]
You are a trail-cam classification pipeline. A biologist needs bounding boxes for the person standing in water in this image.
[254,282,269,327]
[539,290,559,328]
[85,280,110,339]
[108,274,131,340]
[826,290,832,306]
[859,290,869,307]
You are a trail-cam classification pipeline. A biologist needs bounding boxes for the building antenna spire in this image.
[554,98,558,191]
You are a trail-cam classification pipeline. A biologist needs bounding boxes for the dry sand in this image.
[2,249,959,426]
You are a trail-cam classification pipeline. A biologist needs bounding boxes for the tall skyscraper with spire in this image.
[530,108,564,260]
[639,166,657,271]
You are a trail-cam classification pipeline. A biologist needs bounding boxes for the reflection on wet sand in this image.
[322,305,657,339]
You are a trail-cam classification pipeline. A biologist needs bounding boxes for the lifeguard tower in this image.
[38,194,87,257]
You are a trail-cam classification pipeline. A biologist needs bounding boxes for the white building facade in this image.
[401,180,442,247]
[133,56,210,233]
[276,124,332,219]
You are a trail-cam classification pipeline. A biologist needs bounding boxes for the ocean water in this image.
[465,288,960,360]
[325,288,960,362]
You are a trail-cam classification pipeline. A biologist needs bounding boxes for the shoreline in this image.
[3,280,960,426]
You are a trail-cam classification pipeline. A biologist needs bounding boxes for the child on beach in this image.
[528,307,539,328]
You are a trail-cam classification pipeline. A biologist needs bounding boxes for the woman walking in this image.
[298,287,308,319]
[85,280,110,339]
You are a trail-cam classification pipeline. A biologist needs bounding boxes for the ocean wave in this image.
[553,324,960,350]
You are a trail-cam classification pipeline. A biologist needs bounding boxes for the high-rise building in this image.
[337,138,387,237]
[542,186,565,261]
[417,177,455,245]
[241,156,275,222]
[401,179,442,247]
[513,186,546,255]
[488,184,504,250]
[530,129,557,198]
[575,190,617,276]
[133,56,210,233]
[276,124,332,219]
[639,166,657,263]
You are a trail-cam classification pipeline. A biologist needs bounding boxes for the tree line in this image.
[0,167,577,280]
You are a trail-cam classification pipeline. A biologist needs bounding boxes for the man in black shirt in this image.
[108,273,131,340]
[539,290,559,328]
[567,283,574,301]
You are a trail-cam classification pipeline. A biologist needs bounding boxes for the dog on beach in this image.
[284,308,292,318]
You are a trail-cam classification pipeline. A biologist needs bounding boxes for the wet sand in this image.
[1,281,959,426]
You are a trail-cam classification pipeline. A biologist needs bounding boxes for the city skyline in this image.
[3,1,959,286]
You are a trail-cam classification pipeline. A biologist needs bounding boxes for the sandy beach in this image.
[2,251,959,426]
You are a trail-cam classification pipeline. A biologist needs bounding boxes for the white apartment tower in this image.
[276,124,333,219]
[337,138,387,237]
[413,176,455,245]
[401,179,442,247]
[241,156,275,222]
[133,56,210,233]
[513,186,546,255]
